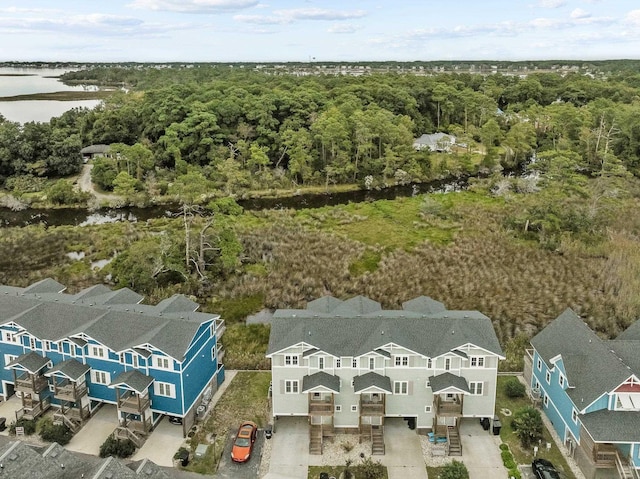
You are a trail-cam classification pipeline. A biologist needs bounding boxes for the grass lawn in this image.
[308,463,389,479]
[183,371,271,474]
[426,466,446,478]
[496,376,576,479]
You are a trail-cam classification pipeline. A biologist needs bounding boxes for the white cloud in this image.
[625,10,640,26]
[233,14,287,24]
[328,23,358,34]
[570,8,590,19]
[538,0,566,8]
[127,0,258,13]
[273,8,367,21]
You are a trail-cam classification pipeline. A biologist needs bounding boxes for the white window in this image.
[91,370,110,385]
[4,354,17,367]
[132,354,139,368]
[572,409,578,424]
[352,358,358,368]
[545,370,551,384]
[351,405,357,412]
[369,357,375,370]
[29,337,37,350]
[470,356,485,368]
[89,345,106,359]
[394,381,408,395]
[395,356,409,367]
[445,358,451,371]
[427,358,432,369]
[284,355,299,366]
[2,331,18,344]
[544,395,549,407]
[559,374,565,388]
[425,405,432,413]
[469,381,484,396]
[119,353,126,364]
[154,381,175,398]
[318,357,325,370]
[154,356,171,370]
[336,358,341,368]
[43,340,51,351]
[211,346,216,361]
[335,405,342,412]
[285,380,299,394]
[537,358,542,371]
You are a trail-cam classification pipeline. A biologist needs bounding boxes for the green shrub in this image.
[359,456,385,479]
[9,418,37,435]
[39,418,73,445]
[504,377,526,398]
[440,460,469,479]
[511,406,544,448]
[99,435,136,458]
[499,443,521,479]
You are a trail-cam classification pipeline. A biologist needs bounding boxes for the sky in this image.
[1,0,640,62]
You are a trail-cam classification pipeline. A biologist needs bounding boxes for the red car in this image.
[231,421,258,463]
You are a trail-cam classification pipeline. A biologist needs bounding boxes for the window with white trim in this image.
[29,337,37,350]
[4,354,17,367]
[352,358,358,368]
[336,358,341,368]
[335,405,342,412]
[572,408,578,423]
[470,356,485,368]
[318,357,325,370]
[427,358,432,369]
[559,373,565,388]
[89,345,106,359]
[393,381,408,395]
[285,380,299,394]
[394,356,409,367]
[369,357,375,370]
[154,381,175,398]
[154,356,171,370]
[545,370,551,384]
[284,355,299,366]
[537,358,542,371]
[469,381,484,395]
[425,405,432,413]
[2,331,18,344]
[543,395,549,407]
[91,370,110,385]
[445,358,451,371]
[351,405,358,412]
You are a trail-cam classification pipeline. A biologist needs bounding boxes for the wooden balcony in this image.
[118,393,150,414]
[309,402,334,415]
[435,396,463,416]
[16,397,51,421]
[54,381,88,403]
[215,320,226,338]
[360,401,385,416]
[15,373,48,394]
[114,425,146,448]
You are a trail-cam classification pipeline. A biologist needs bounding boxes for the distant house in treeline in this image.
[413,133,456,152]
[80,144,111,162]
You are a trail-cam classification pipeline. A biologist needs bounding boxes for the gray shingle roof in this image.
[156,295,199,313]
[92,456,137,478]
[7,351,50,373]
[0,441,50,478]
[402,296,446,314]
[130,458,172,478]
[353,372,392,393]
[45,359,90,382]
[306,296,344,314]
[42,442,99,478]
[23,278,66,294]
[429,372,470,393]
[80,144,111,155]
[531,309,634,408]
[616,319,640,340]
[268,296,503,360]
[0,281,217,361]
[110,370,154,394]
[580,410,640,442]
[302,371,341,393]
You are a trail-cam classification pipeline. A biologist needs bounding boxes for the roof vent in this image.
[381,331,384,335]
[464,315,468,318]
[308,331,312,336]
[451,330,455,335]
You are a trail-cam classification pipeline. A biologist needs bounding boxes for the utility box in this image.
[492,415,502,435]
[195,444,208,458]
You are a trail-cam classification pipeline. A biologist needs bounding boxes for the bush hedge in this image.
[99,435,136,458]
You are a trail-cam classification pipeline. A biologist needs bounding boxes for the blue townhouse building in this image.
[526,309,640,479]
[0,279,225,445]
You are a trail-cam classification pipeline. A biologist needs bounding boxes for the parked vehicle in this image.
[231,421,258,463]
[532,458,561,479]
[168,416,183,425]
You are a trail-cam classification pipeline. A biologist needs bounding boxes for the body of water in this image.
[0,67,102,123]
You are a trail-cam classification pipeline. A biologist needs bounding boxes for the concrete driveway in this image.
[379,418,428,479]
[459,419,507,479]
[267,417,309,479]
[132,415,185,467]
[215,429,264,479]
[67,404,117,455]
[0,396,21,435]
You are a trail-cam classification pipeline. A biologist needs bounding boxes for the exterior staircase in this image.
[616,452,638,479]
[309,425,322,455]
[371,426,385,455]
[447,426,462,456]
[53,412,82,434]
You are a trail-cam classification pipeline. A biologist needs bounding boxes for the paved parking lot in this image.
[132,415,186,467]
[215,429,264,479]
[66,404,117,455]
[0,396,21,435]
[267,417,309,479]
[459,419,507,479]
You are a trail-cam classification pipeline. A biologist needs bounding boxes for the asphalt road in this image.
[215,430,265,479]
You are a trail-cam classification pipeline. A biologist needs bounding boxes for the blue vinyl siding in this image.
[584,394,609,413]
[181,330,219,413]
[632,444,640,468]
[149,367,182,414]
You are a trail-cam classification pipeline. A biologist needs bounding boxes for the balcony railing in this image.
[54,382,88,402]
[15,374,48,394]
[118,394,150,414]
[215,319,226,338]
[360,402,385,416]
[16,397,51,421]
[309,402,334,415]
[437,402,463,415]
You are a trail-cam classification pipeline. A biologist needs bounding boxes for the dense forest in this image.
[2,64,640,370]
